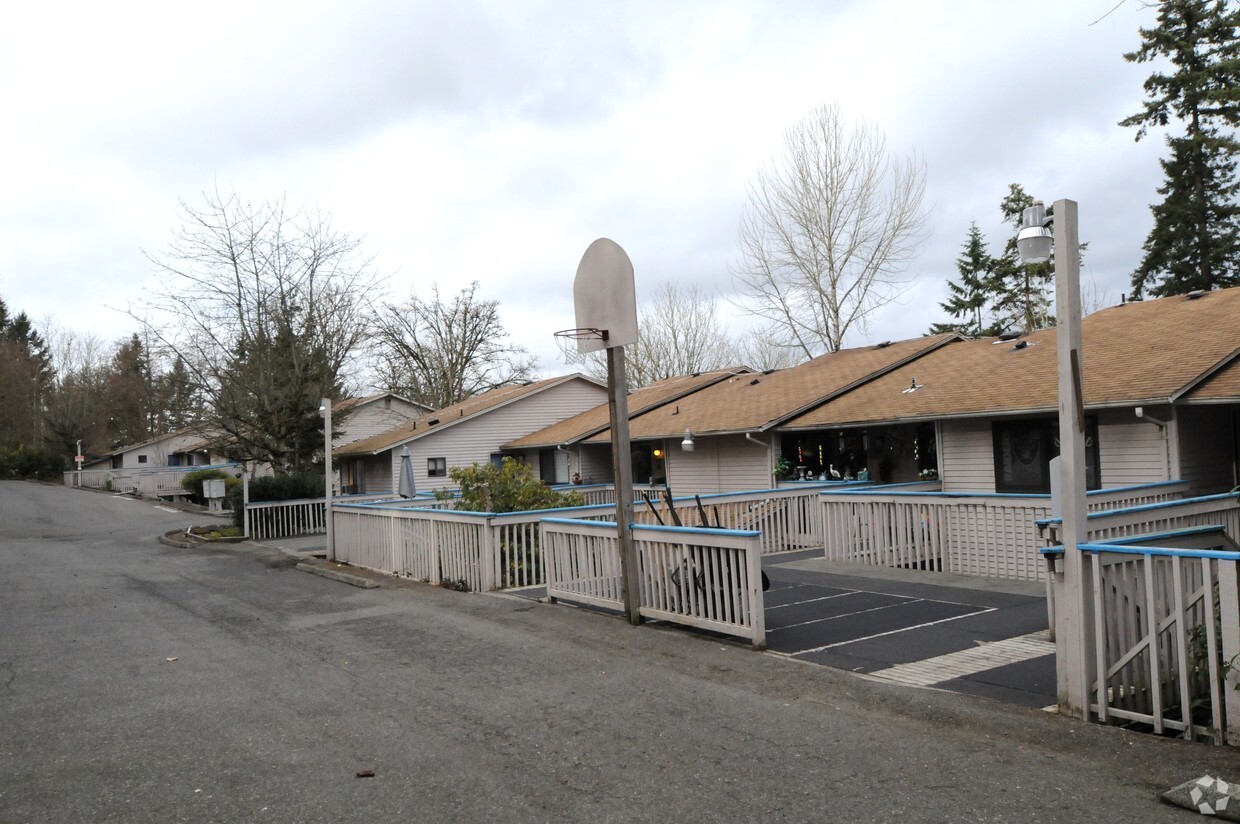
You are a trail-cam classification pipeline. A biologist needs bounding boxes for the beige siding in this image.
[575,445,612,484]
[1177,405,1236,494]
[335,398,423,448]
[383,379,608,493]
[119,432,213,469]
[666,434,772,494]
[940,419,995,493]
[1097,407,1169,486]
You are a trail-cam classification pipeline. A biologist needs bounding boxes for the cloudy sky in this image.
[1,0,1169,377]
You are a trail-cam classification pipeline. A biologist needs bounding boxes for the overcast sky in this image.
[1,0,1170,377]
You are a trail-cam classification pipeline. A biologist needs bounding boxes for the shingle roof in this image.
[781,288,1240,430]
[335,374,603,457]
[333,392,428,414]
[583,334,958,443]
[502,366,751,449]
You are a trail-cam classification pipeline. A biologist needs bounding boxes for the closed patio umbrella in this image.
[398,446,416,499]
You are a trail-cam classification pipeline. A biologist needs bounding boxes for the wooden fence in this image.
[541,518,766,648]
[1072,535,1240,745]
[244,492,419,540]
[821,482,1192,583]
[65,464,241,497]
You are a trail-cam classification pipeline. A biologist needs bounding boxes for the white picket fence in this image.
[821,482,1192,583]
[541,518,766,648]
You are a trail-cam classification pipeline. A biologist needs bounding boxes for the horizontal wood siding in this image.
[361,455,391,495]
[666,435,771,495]
[1097,408,1168,487]
[335,399,422,448]
[574,445,612,485]
[385,379,608,493]
[1177,405,1236,494]
[939,419,995,493]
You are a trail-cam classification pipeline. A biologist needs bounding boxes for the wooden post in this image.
[607,345,642,626]
[322,397,334,562]
[1053,200,1092,720]
[1219,558,1240,745]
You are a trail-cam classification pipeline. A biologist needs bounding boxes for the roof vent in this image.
[427,418,439,426]
[997,331,1021,341]
[901,378,924,394]
[1186,289,1207,300]
[1012,340,1036,351]
[876,341,892,348]
[749,378,760,386]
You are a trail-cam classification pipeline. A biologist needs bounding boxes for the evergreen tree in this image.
[988,184,1055,334]
[1121,0,1240,297]
[103,334,154,447]
[929,222,997,337]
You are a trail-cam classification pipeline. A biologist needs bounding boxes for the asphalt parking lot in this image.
[763,551,1056,708]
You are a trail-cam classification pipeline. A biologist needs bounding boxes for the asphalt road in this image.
[2,481,1237,823]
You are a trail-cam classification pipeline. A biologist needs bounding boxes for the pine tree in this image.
[988,184,1055,334]
[930,222,997,337]
[1121,0,1240,297]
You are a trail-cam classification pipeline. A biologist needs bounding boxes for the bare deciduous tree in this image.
[733,103,928,356]
[134,190,384,473]
[372,282,537,410]
[558,282,742,387]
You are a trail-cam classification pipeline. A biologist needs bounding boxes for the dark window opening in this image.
[992,417,1099,494]
[427,457,447,477]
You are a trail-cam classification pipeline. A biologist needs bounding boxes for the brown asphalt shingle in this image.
[781,288,1240,430]
[503,366,750,449]
[584,334,958,443]
[336,375,601,457]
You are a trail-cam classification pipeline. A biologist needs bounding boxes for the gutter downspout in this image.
[1135,405,1174,482]
[745,432,774,481]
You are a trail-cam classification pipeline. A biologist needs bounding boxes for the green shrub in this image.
[0,446,67,480]
[448,458,584,513]
[247,473,324,502]
[178,465,240,505]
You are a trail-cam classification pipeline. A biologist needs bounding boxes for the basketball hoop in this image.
[553,327,609,343]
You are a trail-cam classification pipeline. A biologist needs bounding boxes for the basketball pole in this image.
[606,343,642,626]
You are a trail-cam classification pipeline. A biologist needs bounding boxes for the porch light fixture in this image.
[681,429,695,452]
[1016,200,1054,263]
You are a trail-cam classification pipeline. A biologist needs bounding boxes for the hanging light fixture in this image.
[681,429,695,452]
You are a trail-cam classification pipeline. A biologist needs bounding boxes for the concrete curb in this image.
[295,562,380,589]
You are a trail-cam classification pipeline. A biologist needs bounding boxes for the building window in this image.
[992,417,1099,494]
[427,457,447,477]
[137,455,148,464]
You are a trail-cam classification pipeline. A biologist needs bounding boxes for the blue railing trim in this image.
[1037,491,1238,525]
[541,516,760,539]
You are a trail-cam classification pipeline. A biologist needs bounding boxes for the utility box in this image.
[203,479,226,513]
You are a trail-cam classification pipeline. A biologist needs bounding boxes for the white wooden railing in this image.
[1070,536,1240,744]
[332,504,495,592]
[540,518,766,648]
[65,464,241,497]
[244,492,403,540]
[820,482,1194,583]
[1039,492,1240,547]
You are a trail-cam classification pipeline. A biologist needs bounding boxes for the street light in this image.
[1016,198,1089,720]
[320,398,334,561]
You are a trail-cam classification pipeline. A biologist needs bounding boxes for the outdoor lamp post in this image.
[320,398,334,561]
[1017,199,1090,720]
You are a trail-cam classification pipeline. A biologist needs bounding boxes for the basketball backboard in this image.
[570,238,638,354]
